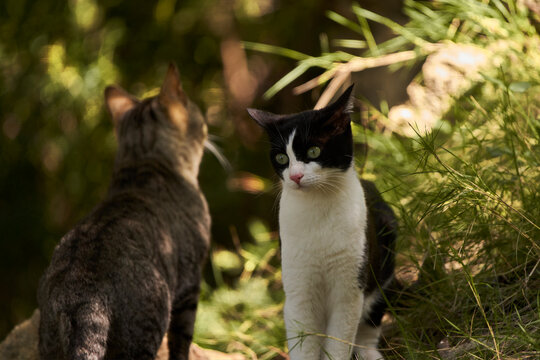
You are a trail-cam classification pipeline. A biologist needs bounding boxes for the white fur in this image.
[354,324,383,360]
[279,132,375,360]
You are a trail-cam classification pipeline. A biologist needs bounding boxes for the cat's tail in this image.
[57,298,110,360]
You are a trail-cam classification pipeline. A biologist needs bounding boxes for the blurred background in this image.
[2,0,539,358]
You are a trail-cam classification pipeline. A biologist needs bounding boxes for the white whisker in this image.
[204,138,231,172]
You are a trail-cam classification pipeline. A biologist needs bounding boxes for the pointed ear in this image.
[322,84,355,135]
[104,86,138,125]
[247,108,281,129]
[159,62,187,106]
[331,84,355,113]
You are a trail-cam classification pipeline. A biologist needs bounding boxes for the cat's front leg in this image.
[284,296,325,360]
[321,289,363,360]
[355,322,383,360]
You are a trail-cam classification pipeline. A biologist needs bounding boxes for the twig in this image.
[314,70,349,109]
[293,68,338,95]
[296,44,442,109]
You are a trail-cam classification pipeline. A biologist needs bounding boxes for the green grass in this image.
[374,72,540,359]
[196,1,540,358]
[194,221,286,359]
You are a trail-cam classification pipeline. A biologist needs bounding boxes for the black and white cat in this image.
[248,86,396,360]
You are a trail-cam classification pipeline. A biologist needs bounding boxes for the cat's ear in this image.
[104,86,138,125]
[247,108,280,129]
[332,84,355,114]
[159,63,187,107]
[322,84,355,135]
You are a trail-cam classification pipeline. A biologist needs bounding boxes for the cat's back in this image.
[40,167,209,292]
[107,162,211,244]
[38,163,210,360]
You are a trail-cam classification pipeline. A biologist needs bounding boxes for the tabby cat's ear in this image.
[159,63,187,107]
[247,108,280,129]
[104,86,138,125]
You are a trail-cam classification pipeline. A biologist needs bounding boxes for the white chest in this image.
[278,169,367,289]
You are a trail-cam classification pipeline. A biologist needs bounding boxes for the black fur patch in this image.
[248,85,354,178]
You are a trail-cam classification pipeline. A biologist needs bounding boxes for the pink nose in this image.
[289,173,304,184]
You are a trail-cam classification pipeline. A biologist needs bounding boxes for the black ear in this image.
[321,84,355,135]
[247,108,281,129]
[331,84,354,113]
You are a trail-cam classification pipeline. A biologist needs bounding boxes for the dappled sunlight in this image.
[196,219,285,358]
[1,0,539,359]
[227,172,270,194]
[46,43,84,96]
[70,0,100,31]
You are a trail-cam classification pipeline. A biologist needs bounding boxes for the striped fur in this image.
[38,64,210,360]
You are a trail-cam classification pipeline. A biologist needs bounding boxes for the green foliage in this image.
[246,0,539,98]
[357,1,540,358]
[373,76,540,359]
[195,221,286,359]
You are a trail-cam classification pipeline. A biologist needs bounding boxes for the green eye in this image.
[275,153,289,165]
[307,146,321,159]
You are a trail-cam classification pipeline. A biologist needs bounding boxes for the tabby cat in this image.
[38,64,210,360]
[248,86,397,360]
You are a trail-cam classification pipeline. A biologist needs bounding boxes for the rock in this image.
[0,310,245,360]
[189,345,246,360]
[387,43,498,136]
[0,310,40,360]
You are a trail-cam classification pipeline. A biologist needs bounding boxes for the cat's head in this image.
[248,85,354,192]
[105,63,207,183]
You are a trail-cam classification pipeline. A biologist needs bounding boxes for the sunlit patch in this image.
[158,230,174,256]
[154,0,176,24]
[236,0,275,18]
[41,141,63,173]
[227,172,270,194]
[213,249,243,276]
[46,43,83,96]
[141,87,161,99]
[2,115,21,140]
[70,0,100,31]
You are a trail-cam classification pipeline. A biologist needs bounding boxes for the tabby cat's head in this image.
[105,63,207,183]
[248,85,354,192]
